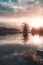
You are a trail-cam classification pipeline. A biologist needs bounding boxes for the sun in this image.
[30,17,43,28]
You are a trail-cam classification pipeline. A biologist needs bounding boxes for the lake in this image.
[0,33,43,49]
[0,33,43,65]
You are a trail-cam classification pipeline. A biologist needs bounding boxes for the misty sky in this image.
[0,0,43,28]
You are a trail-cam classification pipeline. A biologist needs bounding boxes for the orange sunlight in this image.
[30,18,43,28]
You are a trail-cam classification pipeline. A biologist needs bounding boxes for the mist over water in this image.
[0,33,43,49]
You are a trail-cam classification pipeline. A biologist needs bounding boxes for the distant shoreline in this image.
[0,27,20,35]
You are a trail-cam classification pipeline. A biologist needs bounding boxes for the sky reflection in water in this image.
[0,34,43,49]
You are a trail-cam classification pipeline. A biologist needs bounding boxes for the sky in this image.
[0,0,43,28]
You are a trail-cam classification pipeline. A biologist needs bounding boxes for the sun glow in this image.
[30,18,43,28]
[33,35,41,44]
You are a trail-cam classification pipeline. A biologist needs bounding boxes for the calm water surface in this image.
[0,33,43,49]
[0,34,43,65]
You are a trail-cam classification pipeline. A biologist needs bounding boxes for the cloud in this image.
[0,0,43,17]
[0,1,27,16]
[18,0,36,4]
[18,0,28,4]
[0,2,13,11]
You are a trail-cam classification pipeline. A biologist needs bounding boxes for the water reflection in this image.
[23,23,28,45]
[0,36,6,40]
[0,33,43,49]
